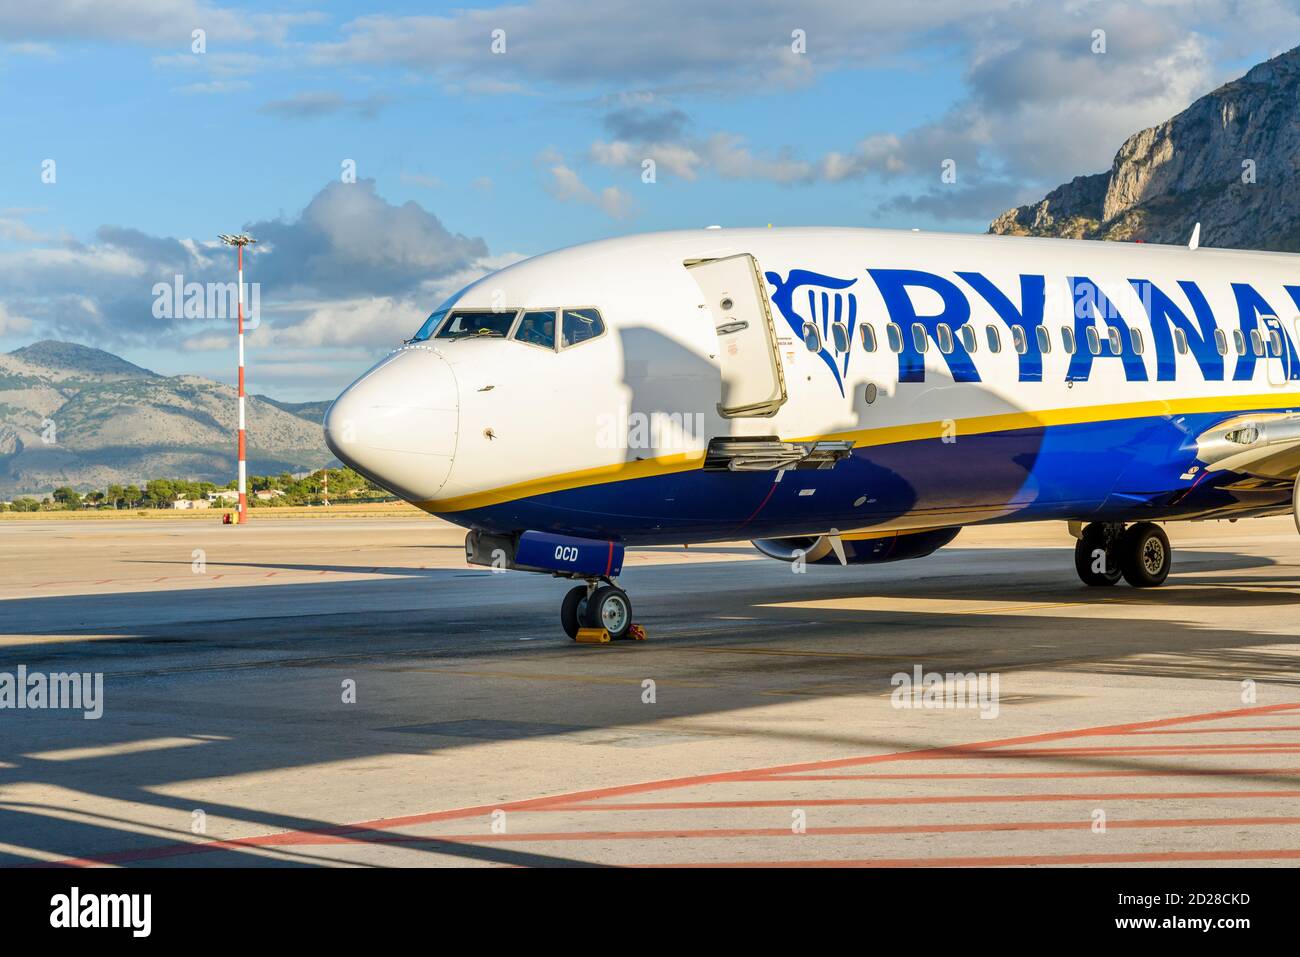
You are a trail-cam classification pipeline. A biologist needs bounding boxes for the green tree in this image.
[145,479,175,508]
[52,487,82,508]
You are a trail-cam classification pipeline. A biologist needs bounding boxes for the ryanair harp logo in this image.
[766,268,858,396]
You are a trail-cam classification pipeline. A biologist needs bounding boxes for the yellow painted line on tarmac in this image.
[25,735,229,763]
[0,633,128,649]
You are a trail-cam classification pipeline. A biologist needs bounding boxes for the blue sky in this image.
[0,0,1295,399]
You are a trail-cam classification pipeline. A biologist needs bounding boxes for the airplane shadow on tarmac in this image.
[1,544,1298,866]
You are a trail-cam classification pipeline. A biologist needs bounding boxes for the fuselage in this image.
[324,226,1300,546]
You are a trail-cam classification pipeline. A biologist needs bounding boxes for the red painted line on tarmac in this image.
[1023,742,1300,751]
[40,700,1300,867]
[1129,726,1300,734]
[725,701,1300,781]
[760,766,1300,781]
[229,814,1300,847]
[552,789,1300,812]
[834,743,1300,761]
[111,814,1300,855]
[901,743,1300,758]
[664,848,1300,868]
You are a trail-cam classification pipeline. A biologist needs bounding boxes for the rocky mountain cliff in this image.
[0,341,335,497]
[990,46,1300,249]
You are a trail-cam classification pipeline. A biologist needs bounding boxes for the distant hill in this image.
[8,340,158,380]
[990,46,1300,250]
[0,340,336,497]
[253,395,332,425]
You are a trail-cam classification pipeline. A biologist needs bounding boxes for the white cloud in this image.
[179,332,229,352]
[269,251,525,349]
[567,0,1284,224]
[0,242,149,278]
[0,303,33,336]
[174,79,252,95]
[0,1,320,46]
[271,295,424,349]
[0,216,49,243]
[592,139,703,180]
[702,133,813,184]
[4,41,55,56]
[0,180,498,352]
[257,91,393,119]
[152,51,269,76]
[244,179,489,297]
[542,160,635,220]
[309,1,984,92]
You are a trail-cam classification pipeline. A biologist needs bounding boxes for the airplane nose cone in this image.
[324,348,459,501]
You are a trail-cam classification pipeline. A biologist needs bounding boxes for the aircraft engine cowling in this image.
[752,527,961,566]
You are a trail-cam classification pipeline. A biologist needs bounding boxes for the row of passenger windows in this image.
[805,320,1287,360]
[413,307,605,352]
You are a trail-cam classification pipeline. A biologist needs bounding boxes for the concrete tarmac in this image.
[1,515,1298,867]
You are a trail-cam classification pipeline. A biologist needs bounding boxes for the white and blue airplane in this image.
[324,226,1300,640]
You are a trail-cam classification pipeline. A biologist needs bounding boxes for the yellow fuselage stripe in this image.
[418,391,1296,514]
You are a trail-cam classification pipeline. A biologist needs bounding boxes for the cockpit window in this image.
[411,308,450,343]
[434,309,519,340]
[412,302,603,350]
[514,310,557,350]
[410,286,472,342]
[561,308,604,349]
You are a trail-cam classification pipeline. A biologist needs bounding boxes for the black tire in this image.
[1119,522,1171,587]
[1074,524,1122,586]
[582,585,633,641]
[560,585,587,639]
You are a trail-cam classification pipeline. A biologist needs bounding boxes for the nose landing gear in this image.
[1117,522,1172,587]
[560,580,635,641]
[1072,521,1172,588]
[1074,522,1124,586]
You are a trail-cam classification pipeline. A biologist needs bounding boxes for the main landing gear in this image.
[560,579,634,641]
[1073,521,1172,588]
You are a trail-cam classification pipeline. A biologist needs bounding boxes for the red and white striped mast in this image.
[219,233,257,525]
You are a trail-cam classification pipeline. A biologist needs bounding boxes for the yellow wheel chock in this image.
[573,624,648,644]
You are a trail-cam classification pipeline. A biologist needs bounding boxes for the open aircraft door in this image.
[686,254,788,418]
[1263,315,1293,387]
